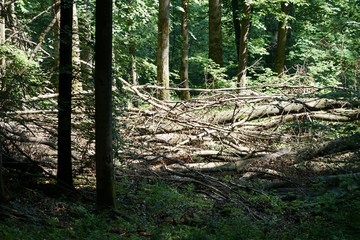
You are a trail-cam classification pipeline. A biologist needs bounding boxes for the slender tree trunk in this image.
[0,0,6,89]
[53,0,61,91]
[208,0,223,65]
[129,43,138,85]
[0,0,5,203]
[231,0,240,59]
[79,1,93,89]
[127,0,138,85]
[157,0,170,100]
[180,0,190,100]
[72,2,82,92]
[57,0,74,188]
[95,0,115,209]
[274,2,290,76]
[237,0,251,89]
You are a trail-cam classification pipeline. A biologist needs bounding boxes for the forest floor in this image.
[1,84,360,239]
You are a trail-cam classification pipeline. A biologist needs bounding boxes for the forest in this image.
[0,0,359,239]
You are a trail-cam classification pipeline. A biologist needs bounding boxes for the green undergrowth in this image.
[1,177,360,240]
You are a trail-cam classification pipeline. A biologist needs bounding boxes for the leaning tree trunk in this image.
[274,2,290,76]
[57,0,74,188]
[157,0,170,100]
[180,0,190,100]
[95,0,116,209]
[237,0,251,89]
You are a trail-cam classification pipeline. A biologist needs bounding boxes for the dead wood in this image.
[296,132,360,162]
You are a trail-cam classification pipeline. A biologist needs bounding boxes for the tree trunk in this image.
[129,43,138,85]
[237,0,251,89]
[180,0,190,100]
[127,0,138,85]
[157,0,170,100]
[79,1,93,89]
[274,2,290,76]
[208,0,223,65]
[231,0,241,59]
[57,0,74,188]
[95,0,116,209]
[52,0,61,91]
[0,0,6,89]
[0,0,5,203]
[72,2,82,92]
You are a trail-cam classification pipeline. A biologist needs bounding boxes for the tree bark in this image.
[72,2,82,92]
[52,0,60,91]
[180,0,190,100]
[0,0,6,89]
[57,0,74,188]
[79,0,93,89]
[129,43,138,85]
[208,0,223,65]
[274,2,290,76]
[95,0,116,209]
[237,0,251,89]
[231,0,241,59]
[157,0,170,100]
[127,0,138,85]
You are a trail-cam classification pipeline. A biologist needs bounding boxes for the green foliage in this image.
[189,56,234,88]
[1,178,360,239]
[0,44,45,109]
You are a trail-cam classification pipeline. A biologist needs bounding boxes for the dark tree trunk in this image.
[180,0,190,100]
[231,0,241,59]
[274,2,290,76]
[95,0,115,209]
[209,0,223,65]
[157,0,170,100]
[57,0,74,188]
[237,0,251,89]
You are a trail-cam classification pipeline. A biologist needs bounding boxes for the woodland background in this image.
[0,0,359,239]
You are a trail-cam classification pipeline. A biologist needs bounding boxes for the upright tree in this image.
[274,2,291,76]
[209,0,223,65]
[231,0,241,59]
[126,0,138,85]
[72,2,82,91]
[95,0,116,209]
[0,0,6,87]
[180,0,190,100]
[237,0,251,89]
[157,0,170,100]
[57,0,74,188]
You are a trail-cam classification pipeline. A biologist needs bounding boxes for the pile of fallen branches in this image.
[0,90,95,177]
[0,79,359,199]
[118,79,359,175]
